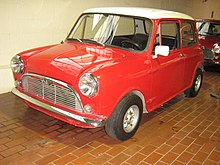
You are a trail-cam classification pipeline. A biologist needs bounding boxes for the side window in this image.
[112,18,152,51]
[155,21,180,50]
[181,22,197,48]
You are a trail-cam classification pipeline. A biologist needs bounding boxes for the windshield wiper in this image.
[67,38,106,47]
[67,38,83,43]
[82,39,106,47]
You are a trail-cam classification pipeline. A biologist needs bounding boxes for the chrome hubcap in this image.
[195,75,202,92]
[123,105,139,133]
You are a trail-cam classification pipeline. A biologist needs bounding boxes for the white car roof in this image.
[84,7,194,20]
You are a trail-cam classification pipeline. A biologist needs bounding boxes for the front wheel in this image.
[105,94,143,141]
[184,68,203,97]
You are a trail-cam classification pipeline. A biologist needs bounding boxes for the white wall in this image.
[0,0,216,94]
[191,0,220,19]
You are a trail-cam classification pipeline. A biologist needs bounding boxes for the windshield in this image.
[67,14,153,51]
[197,21,220,37]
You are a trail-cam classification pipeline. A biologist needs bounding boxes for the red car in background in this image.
[197,19,220,65]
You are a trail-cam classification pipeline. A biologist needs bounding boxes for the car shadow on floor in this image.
[0,90,188,151]
[17,92,186,148]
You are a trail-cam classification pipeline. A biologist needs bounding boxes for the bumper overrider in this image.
[12,88,106,127]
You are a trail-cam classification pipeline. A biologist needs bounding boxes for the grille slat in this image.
[22,75,82,112]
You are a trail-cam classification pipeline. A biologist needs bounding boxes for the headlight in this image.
[10,55,24,74]
[212,43,220,54]
[79,73,98,97]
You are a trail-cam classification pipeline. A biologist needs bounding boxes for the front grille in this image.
[22,74,83,112]
[203,49,214,60]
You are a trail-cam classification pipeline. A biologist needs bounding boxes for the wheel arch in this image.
[106,89,148,120]
[126,90,148,113]
[184,62,203,98]
[189,62,204,87]
[198,62,204,72]
[104,90,146,140]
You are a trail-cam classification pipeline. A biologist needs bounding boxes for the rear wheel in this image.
[105,94,143,141]
[184,68,203,97]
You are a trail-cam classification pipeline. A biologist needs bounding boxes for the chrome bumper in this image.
[12,88,105,127]
[204,59,220,65]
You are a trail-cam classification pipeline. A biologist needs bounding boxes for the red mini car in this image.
[11,7,204,140]
[196,19,220,65]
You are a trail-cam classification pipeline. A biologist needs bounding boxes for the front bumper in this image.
[203,49,220,65]
[204,59,220,65]
[12,88,105,127]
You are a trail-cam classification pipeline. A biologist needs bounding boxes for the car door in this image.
[150,20,185,109]
[181,21,201,88]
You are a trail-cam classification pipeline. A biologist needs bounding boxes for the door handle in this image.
[179,53,185,57]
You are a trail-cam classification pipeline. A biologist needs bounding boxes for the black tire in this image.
[184,68,203,97]
[105,94,143,141]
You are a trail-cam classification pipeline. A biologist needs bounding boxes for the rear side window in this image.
[181,22,197,48]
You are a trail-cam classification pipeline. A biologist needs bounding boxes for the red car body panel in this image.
[199,36,219,49]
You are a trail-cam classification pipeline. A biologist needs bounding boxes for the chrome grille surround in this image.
[203,49,215,60]
[22,73,83,112]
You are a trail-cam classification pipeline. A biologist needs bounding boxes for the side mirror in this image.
[153,45,170,59]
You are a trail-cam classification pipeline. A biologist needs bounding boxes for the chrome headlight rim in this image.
[10,55,24,74]
[78,73,99,98]
[212,43,220,54]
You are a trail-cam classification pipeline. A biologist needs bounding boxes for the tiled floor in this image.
[0,70,220,165]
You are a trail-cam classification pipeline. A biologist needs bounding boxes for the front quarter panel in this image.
[89,52,152,118]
